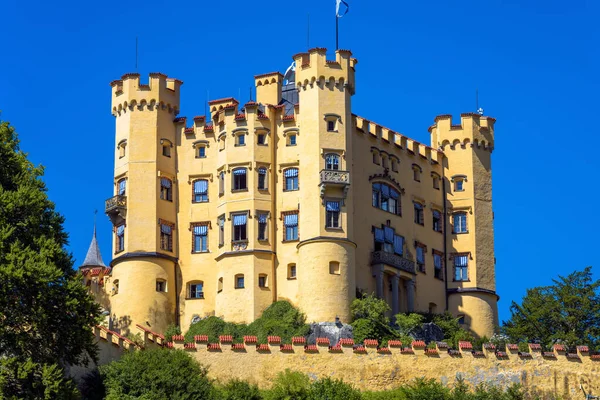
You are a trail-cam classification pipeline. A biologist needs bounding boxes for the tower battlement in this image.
[293,48,357,94]
[110,73,183,117]
[429,113,495,152]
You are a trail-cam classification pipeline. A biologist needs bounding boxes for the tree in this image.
[308,377,361,400]
[100,348,215,400]
[503,266,600,350]
[0,119,101,398]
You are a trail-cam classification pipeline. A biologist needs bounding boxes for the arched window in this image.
[160,178,173,201]
[161,140,171,157]
[118,140,127,158]
[372,150,380,165]
[325,154,340,170]
[284,168,299,191]
[234,274,245,289]
[453,212,468,233]
[192,179,208,203]
[232,168,247,191]
[431,173,441,190]
[117,178,126,196]
[372,183,401,215]
[112,279,119,295]
[257,167,267,190]
[188,281,204,299]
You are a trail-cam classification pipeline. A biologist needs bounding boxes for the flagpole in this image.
[335,2,339,50]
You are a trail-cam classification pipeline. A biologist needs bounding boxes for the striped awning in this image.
[194,180,208,194]
[284,213,298,227]
[233,168,246,176]
[284,168,298,177]
[116,225,125,235]
[193,225,208,235]
[161,178,171,188]
[258,213,268,223]
[161,224,172,234]
[374,228,384,243]
[233,214,247,226]
[326,201,340,212]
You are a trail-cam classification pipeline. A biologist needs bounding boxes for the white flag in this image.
[336,0,349,17]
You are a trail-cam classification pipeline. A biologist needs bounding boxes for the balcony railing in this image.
[370,251,416,275]
[320,169,350,186]
[105,195,127,226]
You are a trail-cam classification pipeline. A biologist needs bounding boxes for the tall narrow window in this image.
[288,134,297,146]
[432,210,442,232]
[118,179,126,196]
[284,168,299,191]
[218,216,225,246]
[257,213,268,241]
[383,226,394,254]
[393,234,404,256]
[116,224,125,253]
[236,133,246,146]
[219,171,225,195]
[325,154,340,170]
[162,144,171,157]
[288,264,297,279]
[432,173,440,190]
[192,224,208,253]
[258,274,268,288]
[258,167,267,190]
[257,133,266,145]
[197,146,206,158]
[160,222,173,251]
[325,201,340,228]
[118,141,126,158]
[453,212,468,233]
[193,179,208,203]
[416,246,425,273]
[284,213,299,241]
[232,168,247,191]
[188,282,204,299]
[327,120,335,132]
[156,279,167,292]
[433,252,444,280]
[232,213,247,241]
[235,274,245,289]
[414,202,424,225]
[160,178,173,201]
[412,165,422,182]
[454,254,469,281]
[374,227,385,251]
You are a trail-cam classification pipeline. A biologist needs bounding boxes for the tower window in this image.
[412,164,422,182]
[156,279,167,292]
[162,144,171,157]
[257,212,268,241]
[218,277,223,293]
[192,179,208,203]
[391,158,398,172]
[327,120,335,132]
[218,215,225,246]
[325,201,341,228]
[197,146,206,158]
[414,202,424,225]
[235,274,245,289]
[235,133,246,146]
[257,133,266,145]
[455,179,464,192]
[372,183,400,215]
[258,167,267,190]
[219,171,225,195]
[117,178,126,196]
[115,224,125,253]
[258,274,268,288]
[433,251,444,280]
[232,168,248,191]
[192,223,208,253]
[325,153,340,170]
[288,134,297,146]
[118,140,127,158]
[432,173,440,190]
[416,245,425,273]
[219,134,226,151]
[288,264,297,279]
[232,213,248,241]
[453,212,468,234]
[453,254,469,281]
[284,168,299,191]
[188,281,204,299]
[160,222,174,252]
[432,210,442,233]
[329,261,340,275]
[112,279,119,295]
[283,212,299,241]
[160,178,173,202]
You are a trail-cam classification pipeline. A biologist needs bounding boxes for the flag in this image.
[336,0,349,17]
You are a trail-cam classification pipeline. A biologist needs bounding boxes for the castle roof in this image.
[81,224,106,268]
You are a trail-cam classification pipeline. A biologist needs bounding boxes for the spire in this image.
[81,211,106,268]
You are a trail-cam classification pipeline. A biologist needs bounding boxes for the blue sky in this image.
[1,0,597,324]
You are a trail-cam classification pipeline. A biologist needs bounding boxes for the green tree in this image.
[217,379,262,400]
[503,267,600,350]
[308,377,361,400]
[350,294,399,344]
[264,369,310,400]
[0,119,101,398]
[100,348,215,400]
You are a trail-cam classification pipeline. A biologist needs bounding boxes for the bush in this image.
[308,377,361,400]
[402,378,451,400]
[264,369,310,400]
[394,313,425,334]
[100,348,214,400]
[218,379,262,400]
[432,313,474,349]
[164,324,182,342]
[350,294,390,325]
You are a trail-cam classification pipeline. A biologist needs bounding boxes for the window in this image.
[116,224,125,253]
[325,201,340,228]
[391,158,398,172]
[218,277,223,293]
[192,179,208,203]
[374,226,403,256]
[288,264,297,279]
[288,134,297,146]
[232,213,247,241]
[453,212,468,233]
[457,315,466,325]
[192,224,208,253]
[454,254,469,281]
[258,274,268,288]
[236,133,246,146]
[112,279,119,295]
[414,202,424,225]
[284,168,299,191]
[160,222,173,251]
[329,261,340,275]
[432,210,442,233]
[218,215,225,246]
[118,141,126,158]
[327,120,335,132]
[188,282,204,299]
[162,144,171,157]
[433,251,444,280]
[325,153,340,170]
[232,168,247,191]
[235,274,245,289]
[160,178,173,201]
[412,164,422,182]
[416,245,425,273]
[257,133,266,145]
[429,303,437,314]
[258,167,267,190]
[372,183,400,215]
[197,146,206,158]
[219,171,225,195]
[156,279,166,292]
[372,151,380,165]
[454,178,464,192]
[257,212,268,241]
[382,156,388,169]
[432,173,440,190]
[219,134,226,151]
[283,212,299,241]
[117,179,126,196]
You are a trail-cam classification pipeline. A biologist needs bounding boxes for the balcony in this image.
[105,195,127,226]
[319,169,350,198]
[370,251,416,275]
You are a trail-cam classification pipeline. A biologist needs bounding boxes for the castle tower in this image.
[292,48,358,323]
[106,73,183,334]
[429,113,498,338]
[79,222,110,311]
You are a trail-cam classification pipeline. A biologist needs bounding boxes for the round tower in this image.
[106,73,182,335]
[430,113,498,338]
[293,48,358,323]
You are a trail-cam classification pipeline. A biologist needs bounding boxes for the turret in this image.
[429,113,498,338]
[79,223,111,312]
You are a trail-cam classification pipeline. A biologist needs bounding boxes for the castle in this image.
[80,48,498,339]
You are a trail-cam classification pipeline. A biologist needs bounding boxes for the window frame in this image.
[235,132,246,146]
[192,179,209,203]
[232,168,248,192]
[257,133,267,145]
[287,134,297,146]
[156,279,167,292]
[257,211,269,241]
[192,223,209,253]
[413,202,424,225]
[372,182,401,215]
[283,211,299,242]
[412,164,422,182]
[188,281,205,299]
[453,253,469,281]
[235,274,245,289]
[325,200,341,229]
[115,224,125,254]
[257,167,268,191]
[232,212,248,242]
[432,209,443,233]
[196,146,207,158]
[258,274,268,288]
[325,153,341,171]
[160,178,173,202]
[218,215,225,247]
[283,168,299,191]
[433,250,444,280]
[159,220,174,252]
[288,264,297,279]
[453,212,468,234]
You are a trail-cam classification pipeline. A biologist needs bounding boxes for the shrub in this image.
[248,301,310,343]
[361,389,407,400]
[394,313,425,334]
[308,377,361,400]
[264,369,310,400]
[218,379,262,400]
[350,294,390,325]
[401,378,451,400]
[432,313,474,349]
[164,324,182,342]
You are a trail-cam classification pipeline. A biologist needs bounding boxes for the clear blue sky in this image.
[1,0,597,324]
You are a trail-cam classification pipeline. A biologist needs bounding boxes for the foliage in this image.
[185,301,309,344]
[263,369,310,400]
[125,332,144,348]
[0,119,101,398]
[79,369,106,400]
[394,313,425,334]
[401,378,451,400]
[164,324,182,342]
[350,294,401,345]
[432,313,475,349]
[217,379,261,400]
[502,267,600,351]
[308,377,361,400]
[100,348,214,400]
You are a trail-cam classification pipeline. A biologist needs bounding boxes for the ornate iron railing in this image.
[370,251,416,274]
[320,170,350,185]
[105,195,127,213]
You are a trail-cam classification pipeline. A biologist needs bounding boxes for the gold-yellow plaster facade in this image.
[93,48,498,338]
